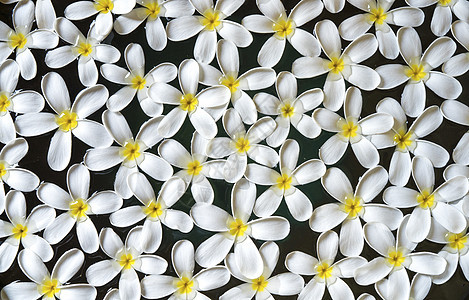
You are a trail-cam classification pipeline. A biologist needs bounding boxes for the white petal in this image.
[26,204,55,233]
[10,91,45,113]
[241,14,274,33]
[239,67,276,91]
[166,16,204,41]
[65,1,97,20]
[376,23,399,59]
[5,168,40,192]
[328,277,354,300]
[401,81,426,117]
[234,237,263,279]
[351,137,379,168]
[1,282,41,299]
[194,265,231,290]
[407,207,431,243]
[158,107,187,138]
[257,35,285,68]
[345,64,381,91]
[356,166,388,202]
[397,27,421,66]
[41,72,70,113]
[139,153,173,181]
[339,14,372,41]
[363,222,396,257]
[113,8,147,34]
[257,0,286,21]
[333,256,367,278]
[162,209,193,233]
[354,257,391,285]
[290,0,323,26]
[340,217,364,257]
[0,237,19,272]
[0,114,16,145]
[376,64,409,89]
[317,230,338,262]
[319,134,348,165]
[43,213,75,244]
[232,91,257,124]
[425,71,462,99]
[431,5,452,36]
[58,284,97,300]
[432,251,458,284]
[84,147,123,171]
[413,140,449,168]
[284,187,313,221]
[218,20,252,48]
[194,29,217,64]
[22,234,53,262]
[146,17,167,51]
[323,72,345,111]
[299,279,325,300]
[442,53,469,77]
[441,100,469,126]
[289,28,321,57]
[285,251,317,275]
[109,206,146,227]
[141,275,178,298]
[102,110,133,145]
[422,37,456,69]
[18,248,49,284]
[291,56,330,79]
[362,204,403,230]
[343,34,377,63]
[119,268,141,300]
[99,227,124,259]
[76,217,99,253]
[249,216,290,240]
[47,130,72,171]
[432,201,467,233]
[16,48,37,80]
[359,113,394,135]
[383,186,418,208]
[267,272,304,295]
[73,120,113,148]
[407,252,447,275]
[309,203,347,232]
[141,218,162,253]
[253,187,283,217]
[191,203,231,231]
[195,232,233,268]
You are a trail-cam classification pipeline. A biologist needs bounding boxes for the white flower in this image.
[245,139,326,221]
[406,0,469,36]
[376,26,461,117]
[0,59,44,144]
[371,98,449,186]
[310,166,403,256]
[442,21,469,77]
[45,17,121,87]
[148,59,231,139]
[86,227,167,300]
[1,248,96,300]
[15,72,113,171]
[313,87,393,168]
[101,43,177,116]
[354,216,447,295]
[84,111,173,198]
[37,163,123,254]
[109,174,192,253]
[242,0,323,67]
[375,273,432,300]
[206,108,278,183]
[0,0,58,80]
[292,20,380,111]
[441,99,469,165]
[253,71,323,147]
[0,138,40,214]
[383,156,469,243]
[166,0,253,63]
[64,0,136,36]
[199,39,277,124]
[286,231,367,300]
[222,241,304,300]
[114,0,194,51]
[158,132,225,204]
[0,190,55,272]
[191,179,290,279]
[141,239,231,299]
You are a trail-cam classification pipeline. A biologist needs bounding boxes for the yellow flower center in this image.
[405,64,426,81]
[94,0,114,13]
[417,190,434,209]
[201,9,221,31]
[328,57,344,74]
[12,223,28,240]
[280,103,294,118]
[369,7,387,25]
[251,276,268,292]
[276,174,292,190]
[69,198,89,219]
[180,93,198,112]
[229,218,248,237]
[146,1,161,19]
[447,233,468,251]
[9,32,27,49]
[0,94,11,112]
[187,160,203,176]
[439,0,452,5]
[235,137,250,153]
[119,253,135,269]
[316,262,333,279]
[340,119,359,139]
[77,42,92,56]
[393,130,413,151]
[273,17,294,38]
[143,201,163,219]
[176,276,194,294]
[41,278,60,298]
[0,162,6,178]
[343,196,363,218]
[120,141,142,162]
[131,75,146,90]
[56,110,78,132]
[220,75,239,93]
[387,250,406,267]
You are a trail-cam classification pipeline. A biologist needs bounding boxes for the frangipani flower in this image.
[1,248,96,300]
[166,0,253,64]
[285,231,367,300]
[86,227,167,300]
[313,87,394,168]
[148,59,231,139]
[0,138,40,214]
[0,59,44,144]
[221,241,304,300]
[376,26,461,117]
[15,72,113,171]
[242,0,323,67]
[84,111,173,198]
[442,21,469,77]
[253,71,323,147]
[191,179,290,279]
[114,0,194,51]
[354,217,447,297]
[0,191,55,272]
[383,156,469,243]
[141,240,231,299]
[45,17,121,87]
[310,166,403,256]
[245,139,326,221]
[101,43,177,116]
[110,174,192,253]
[292,20,380,111]
[64,0,136,36]
[37,164,123,254]
[339,0,424,59]
[441,100,469,165]
[206,108,278,183]
[406,0,469,36]
[0,0,58,80]
[158,132,225,204]
[375,273,432,300]
[371,98,449,186]
[199,39,276,124]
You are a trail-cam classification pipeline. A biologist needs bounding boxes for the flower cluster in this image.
[0,0,468,299]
